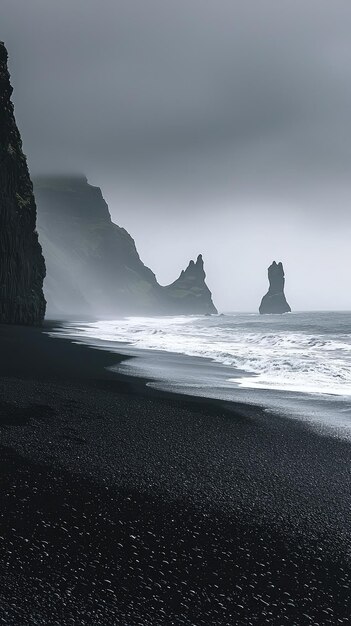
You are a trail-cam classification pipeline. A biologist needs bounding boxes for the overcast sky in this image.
[2,0,351,310]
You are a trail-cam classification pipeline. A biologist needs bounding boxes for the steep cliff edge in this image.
[0,42,45,324]
[259,261,291,314]
[34,176,216,317]
[163,254,217,314]
[34,176,160,316]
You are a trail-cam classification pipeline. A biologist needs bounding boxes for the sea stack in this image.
[259,261,291,314]
[164,254,217,314]
[0,42,46,324]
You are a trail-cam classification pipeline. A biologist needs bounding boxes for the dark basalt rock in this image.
[0,42,46,325]
[34,176,217,317]
[259,261,291,314]
[164,254,217,314]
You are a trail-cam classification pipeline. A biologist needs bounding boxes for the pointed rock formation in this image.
[164,254,217,314]
[259,261,291,314]
[0,42,46,324]
[34,176,217,317]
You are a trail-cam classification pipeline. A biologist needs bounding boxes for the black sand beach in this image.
[0,323,350,625]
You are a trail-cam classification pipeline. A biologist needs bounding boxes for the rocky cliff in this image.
[34,175,216,317]
[0,42,46,325]
[35,176,160,317]
[259,261,291,314]
[163,254,217,314]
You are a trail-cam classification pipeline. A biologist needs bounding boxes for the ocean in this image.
[54,311,351,436]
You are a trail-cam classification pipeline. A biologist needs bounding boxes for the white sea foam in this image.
[56,312,351,398]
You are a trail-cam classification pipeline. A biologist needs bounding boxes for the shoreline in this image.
[51,319,351,441]
[0,321,351,624]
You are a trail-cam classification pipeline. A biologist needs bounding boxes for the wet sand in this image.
[0,322,350,625]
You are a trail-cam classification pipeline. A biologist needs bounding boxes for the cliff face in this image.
[35,176,160,317]
[34,176,216,317]
[0,42,46,324]
[163,254,217,314]
[259,261,291,314]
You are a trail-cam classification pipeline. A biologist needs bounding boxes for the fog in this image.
[2,0,351,311]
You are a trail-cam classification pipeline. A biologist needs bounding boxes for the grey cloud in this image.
[2,1,351,309]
